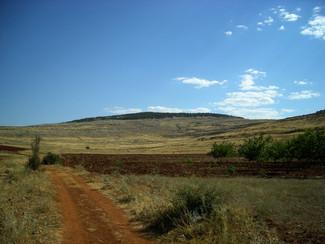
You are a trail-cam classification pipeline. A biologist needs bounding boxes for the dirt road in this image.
[48,167,153,244]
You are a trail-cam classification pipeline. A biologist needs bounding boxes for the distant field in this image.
[0,112,324,154]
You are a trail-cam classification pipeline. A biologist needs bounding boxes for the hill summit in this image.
[68,112,243,123]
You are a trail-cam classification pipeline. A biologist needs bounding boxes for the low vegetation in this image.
[73,168,325,243]
[0,154,60,243]
[210,141,236,158]
[211,128,325,162]
[42,152,62,165]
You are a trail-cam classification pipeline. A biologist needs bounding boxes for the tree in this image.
[26,136,41,170]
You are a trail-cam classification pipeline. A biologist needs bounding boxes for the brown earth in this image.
[47,166,154,244]
[0,144,28,153]
[62,154,325,178]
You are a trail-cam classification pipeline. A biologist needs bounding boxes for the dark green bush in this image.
[238,135,272,161]
[287,128,325,160]
[227,165,236,175]
[42,152,62,165]
[210,142,236,158]
[26,136,41,170]
[262,140,289,161]
[145,184,221,234]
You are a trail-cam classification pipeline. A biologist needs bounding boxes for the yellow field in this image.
[0,114,324,154]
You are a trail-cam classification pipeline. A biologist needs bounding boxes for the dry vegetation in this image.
[0,113,324,154]
[1,112,325,243]
[0,153,60,243]
[73,167,325,243]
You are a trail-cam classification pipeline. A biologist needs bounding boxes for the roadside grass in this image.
[0,153,60,243]
[72,167,325,243]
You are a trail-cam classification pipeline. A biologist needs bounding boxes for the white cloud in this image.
[217,90,280,107]
[288,90,320,100]
[187,107,211,113]
[225,31,232,36]
[293,80,309,85]
[239,68,267,90]
[105,106,142,114]
[278,8,300,22]
[217,106,285,119]
[257,27,263,31]
[175,77,227,88]
[147,106,211,113]
[147,106,183,113]
[264,16,274,25]
[281,108,295,113]
[216,69,283,119]
[236,25,248,30]
[313,6,321,15]
[279,25,285,31]
[301,14,325,40]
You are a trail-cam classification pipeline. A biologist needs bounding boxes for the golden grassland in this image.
[1,114,324,154]
[0,153,61,243]
[71,166,325,243]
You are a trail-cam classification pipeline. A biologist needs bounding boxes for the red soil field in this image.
[62,154,325,178]
[0,144,28,153]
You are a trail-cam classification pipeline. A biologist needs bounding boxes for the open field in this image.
[72,167,325,243]
[1,111,325,243]
[0,111,324,154]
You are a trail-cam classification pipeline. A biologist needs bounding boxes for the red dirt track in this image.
[48,167,153,244]
[62,154,325,178]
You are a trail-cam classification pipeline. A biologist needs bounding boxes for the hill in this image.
[68,112,242,123]
[0,110,324,154]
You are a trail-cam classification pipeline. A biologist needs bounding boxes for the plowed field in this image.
[62,154,325,178]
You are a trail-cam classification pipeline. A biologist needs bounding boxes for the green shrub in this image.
[210,142,236,158]
[227,165,236,175]
[144,184,221,234]
[239,135,272,161]
[262,140,289,161]
[186,158,193,164]
[26,136,41,170]
[287,128,325,160]
[42,152,62,165]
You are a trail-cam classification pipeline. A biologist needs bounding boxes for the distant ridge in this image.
[68,112,243,123]
[282,109,325,121]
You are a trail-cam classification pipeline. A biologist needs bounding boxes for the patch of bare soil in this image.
[0,144,28,153]
[62,154,325,178]
[48,167,154,244]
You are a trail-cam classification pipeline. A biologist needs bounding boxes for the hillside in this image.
[0,110,324,154]
[68,112,242,123]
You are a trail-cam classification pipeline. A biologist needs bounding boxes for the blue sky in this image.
[1,0,324,125]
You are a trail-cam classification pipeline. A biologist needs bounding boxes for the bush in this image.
[42,152,62,165]
[210,142,236,158]
[239,135,272,161]
[262,140,289,161]
[144,184,221,234]
[26,136,41,170]
[287,128,325,160]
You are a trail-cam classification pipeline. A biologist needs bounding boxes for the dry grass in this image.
[0,153,60,243]
[72,166,325,243]
[1,115,324,154]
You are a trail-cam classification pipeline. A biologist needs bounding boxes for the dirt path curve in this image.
[47,167,154,244]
